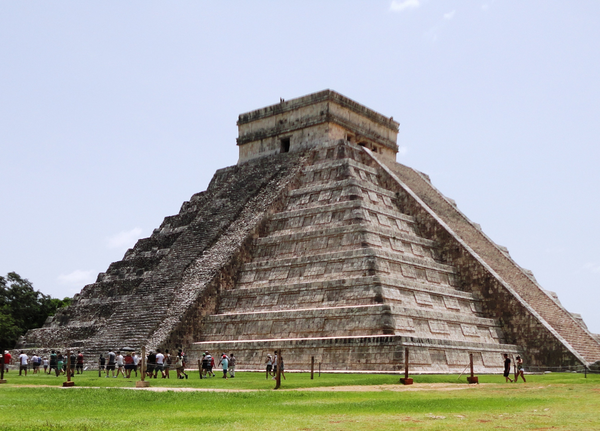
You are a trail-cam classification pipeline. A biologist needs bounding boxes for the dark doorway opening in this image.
[280,137,291,153]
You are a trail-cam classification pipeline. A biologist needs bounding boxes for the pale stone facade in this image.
[237,90,398,163]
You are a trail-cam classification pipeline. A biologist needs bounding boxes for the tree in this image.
[0,272,71,348]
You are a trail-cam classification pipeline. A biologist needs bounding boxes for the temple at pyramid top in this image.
[237,89,400,163]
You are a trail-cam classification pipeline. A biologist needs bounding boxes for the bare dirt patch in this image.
[286,383,477,392]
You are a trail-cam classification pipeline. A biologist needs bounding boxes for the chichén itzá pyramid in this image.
[21,90,600,373]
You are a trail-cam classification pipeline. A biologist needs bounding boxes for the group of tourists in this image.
[100,350,140,378]
[503,354,526,383]
[2,350,85,376]
[4,350,529,382]
[99,348,191,380]
[200,351,236,379]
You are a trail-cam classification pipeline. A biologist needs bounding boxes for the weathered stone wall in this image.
[371,149,600,366]
[187,141,521,372]
[237,90,398,163]
[20,151,310,364]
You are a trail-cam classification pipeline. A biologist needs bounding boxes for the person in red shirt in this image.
[124,353,134,378]
[3,351,12,373]
[76,351,84,374]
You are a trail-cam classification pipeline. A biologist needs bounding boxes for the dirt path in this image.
[122,383,477,393]
[7,383,481,393]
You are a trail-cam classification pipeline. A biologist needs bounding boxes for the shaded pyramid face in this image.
[193,143,518,372]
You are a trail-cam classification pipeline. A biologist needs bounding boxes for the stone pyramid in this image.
[22,90,600,373]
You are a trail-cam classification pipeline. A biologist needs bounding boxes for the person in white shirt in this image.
[132,353,139,377]
[116,351,125,377]
[155,349,165,378]
[106,350,116,378]
[18,351,29,376]
[31,354,39,374]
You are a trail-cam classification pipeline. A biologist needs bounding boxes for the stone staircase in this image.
[20,152,308,363]
[189,142,519,372]
[21,139,592,371]
[371,149,600,365]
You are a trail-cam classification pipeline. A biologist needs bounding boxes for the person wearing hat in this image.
[218,353,229,379]
[3,350,12,373]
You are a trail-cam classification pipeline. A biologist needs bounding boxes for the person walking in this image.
[515,356,526,383]
[18,351,28,376]
[49,351,58,376]
[229,353,236,378]
[279,353,286,380]
[132,352,139,377]
[99,354,106,373]
[106,350,116,378]
[124,353,134,378]
[3,350,12,373]
[218,353,229,379]
[146,351,156,378]
[57,352,64,376]
[69,351,76,378]
[503,354,513,383]
[116,351,125,377]
[155,349,165,378]
[209,353,215,377]
[76,351,84,374]
[43,356,49,374]
[265,354,273,379]
[177,349,188,379]
[272,351,286,380]
[164,350,171,379]
[174,352,184,379]
[31,353,40,374]
[272,351,278,379]
[201,352,209,378]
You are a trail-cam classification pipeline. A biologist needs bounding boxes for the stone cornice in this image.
[236,111,398,151]
[237,89,399,132]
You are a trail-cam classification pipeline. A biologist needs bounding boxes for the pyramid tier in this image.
[189,335,519,373]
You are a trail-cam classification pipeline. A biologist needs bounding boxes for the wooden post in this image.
[274,350,281,390]
[63,350,74,387]
[467,353,478,384]
[136,346,150,387]
[400,347,413,385]
[0,351,6,383]
[310,356,314,380]
[198,360,202,379]
[319,362,321,377]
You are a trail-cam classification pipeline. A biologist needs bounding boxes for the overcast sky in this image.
[1,1,599,334]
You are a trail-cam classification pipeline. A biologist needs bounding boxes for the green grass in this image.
[1,371,599,430]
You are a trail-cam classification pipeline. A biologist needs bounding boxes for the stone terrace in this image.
[190,142,520,373]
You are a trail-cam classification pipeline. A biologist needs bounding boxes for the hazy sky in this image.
[1,1,599,333]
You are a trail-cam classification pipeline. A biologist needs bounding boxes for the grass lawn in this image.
[1,370,598,430]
